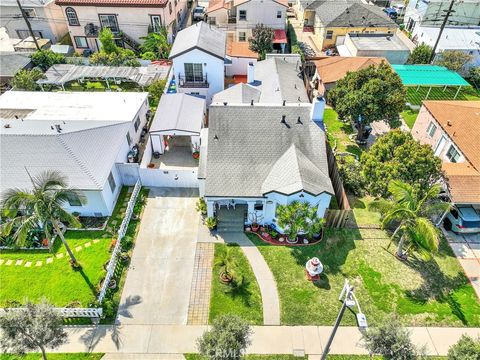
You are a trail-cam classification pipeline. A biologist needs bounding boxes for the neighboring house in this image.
[295,0,398,50]
[404,0,480,34]
[225,32,258,76]
[338,32,414,64]
[169,21,226,104]
[0,52,32,90]
[411,101,480,207]
[0,0,67,43]
[411,26,480,74]
[0,91,150,216]
[201,54,333,229]
[307,56,386,96]
[55,0,188,53]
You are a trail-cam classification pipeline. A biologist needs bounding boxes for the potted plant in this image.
[215,245,236,284]
[195,198,207,217]
[205,217,217,232]
[108,279,117,289]
[192,144,200,159]
[248,212,263,232]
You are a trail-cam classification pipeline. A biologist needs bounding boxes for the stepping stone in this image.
[5,260,13,266]
[46,258,53,264]
[56,253,64,259]
[93,239,100,243]
[84,242,91,248]
[0,259,4,266]
[24,261,32,267]
[75,246,82,252]
[15,260,23,266]
[35,261,43,267]
[127,187,133,193]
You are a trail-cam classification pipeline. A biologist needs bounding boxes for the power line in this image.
[429,0,456,63]
[15,0,40,49]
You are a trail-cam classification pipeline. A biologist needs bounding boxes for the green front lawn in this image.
[349,196,382,227]
[0,187,140,309]
[401,109,419,129]
[406,86,480,106]
[209,243,263,325]
[0,354,103,360]
[248,229,480,327]
[323,109,362,158]
[185,355,306,360]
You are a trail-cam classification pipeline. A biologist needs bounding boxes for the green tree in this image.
[360,130,442,197]
[98,28,119,54]
[10,69,44,90]
[276,201,324,241]
[147,79,167,106]
[448,334,480,360]
[363,316,425,359]
[140,27,171,59]
[369,180,449,260]
[197,314,252,360]
[90,49,140,67]
[469,66,480,89]
[31,49,66,71]
[249,24,274,60]
[329,62,406,141]
[0,299,68,360]
[0,170,86,266]
[435,50,473,72]
[407,44,433,64]
[215,244,237,282]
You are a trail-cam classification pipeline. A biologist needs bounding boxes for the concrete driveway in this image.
[116,187,199,325]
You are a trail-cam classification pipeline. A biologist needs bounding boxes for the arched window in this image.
[66,7,79,26]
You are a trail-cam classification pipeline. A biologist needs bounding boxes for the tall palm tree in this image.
[0,170,86,266]
[369,180,450,260]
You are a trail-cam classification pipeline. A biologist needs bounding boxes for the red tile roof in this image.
[443,163,480,204]
[55,0,168,7]
[226,34,258,58]
[207,0,231,12]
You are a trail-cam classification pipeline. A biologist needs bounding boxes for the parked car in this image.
[383,7,398,19]
[193,6,206,21]
[443,206,480,234]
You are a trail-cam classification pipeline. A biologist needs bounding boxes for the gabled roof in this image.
[55,0,168,7]
[207,0,232,13]
[150,93,205,134]
[169,22,226,60]
[423,101,480,171]
[234,0,288,7]
[0,52,31,78]
[261,144,333,195]
[204,105,333,197]
[442,163,480,204]
[313,56,387,84]
[212,83,261,104]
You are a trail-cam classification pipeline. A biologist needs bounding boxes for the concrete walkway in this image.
[51,324,480,357]
[116,188,199,325]
[219,232,281,326]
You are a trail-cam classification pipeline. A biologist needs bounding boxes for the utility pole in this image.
[429,0,456,64]
[16,0,40,51]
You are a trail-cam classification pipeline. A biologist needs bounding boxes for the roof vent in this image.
[294,84,297,89]
[298,96,301,101]
[55,124,62,133]
[282,100,286,106]
[4,124,11,128]
[223,102,227,106]
[281,115,290,128]
[297,116,303,125]
[14,115,19,119]
[214,134,219,141]
[250,99,254,106]
[447,120,452,126]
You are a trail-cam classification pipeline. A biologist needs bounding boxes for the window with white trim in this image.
[426,122,437,137]
[99,14,119,33]
[23,8,36,18]
[238,31,246,42]
[150,15,162,32]
[239,10,247,21]
[276,10,282,19]
[326,30,333,39]
[446,145,460,163]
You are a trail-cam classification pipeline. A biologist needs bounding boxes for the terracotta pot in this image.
[192,151,200,159]
[219,271,233,284]
[147,163,155,168]
[108,279,117,289]
[251,224,259,232]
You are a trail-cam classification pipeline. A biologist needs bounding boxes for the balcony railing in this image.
[178,74,209,88]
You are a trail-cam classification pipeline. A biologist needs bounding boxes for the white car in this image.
[193,6,206,21]
[443,206,480,234]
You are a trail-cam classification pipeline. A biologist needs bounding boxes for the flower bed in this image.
[246,227,323,246]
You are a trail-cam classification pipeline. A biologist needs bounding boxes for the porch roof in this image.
[150,93,205,135]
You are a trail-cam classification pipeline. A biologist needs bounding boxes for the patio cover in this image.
[273,29,287,44]
[38,63,170,87]
[150,93,205,135]
[391,65,469,87]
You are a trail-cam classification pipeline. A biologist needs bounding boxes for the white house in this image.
[0,91,149,216]
[0,0,67,43]
[169,21,226,104]
[411,26,480,74]
[200,55,333,230]
[55,0,188,53]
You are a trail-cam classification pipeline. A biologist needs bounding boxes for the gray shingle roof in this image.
[150,93,205,134]
[204,105,333,197]
[212,83,261,104]
[169,21,226,60]
[0,52,31,78]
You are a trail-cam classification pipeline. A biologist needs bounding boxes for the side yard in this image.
[406,86,480,106]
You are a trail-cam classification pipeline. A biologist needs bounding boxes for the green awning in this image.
[392,65,469,87]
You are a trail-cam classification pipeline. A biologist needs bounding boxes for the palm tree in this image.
[215,245,237,282]
[0,170,86,266]
[369,180,450,260]
[276,201,308,241]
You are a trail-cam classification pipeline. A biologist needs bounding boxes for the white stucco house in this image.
[169,21,226,104]
[55,0,188,53]
[0,0,67,43]
[0,91,149,216]
[199,55,333,230]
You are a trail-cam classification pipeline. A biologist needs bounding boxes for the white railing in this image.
[97,180,142,303]
[0,307,102,319]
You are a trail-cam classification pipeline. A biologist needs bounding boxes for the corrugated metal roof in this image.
[392,65,470,86]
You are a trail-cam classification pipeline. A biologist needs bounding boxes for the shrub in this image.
[11,69,44,90]
[447,334,480,360]
[148,79,167,106]
[338,157,365,196]
[141,51,156,60]
[102,299,116,319]
[31,49,65,71]
[205,217,217,230]
[196,198,207,215]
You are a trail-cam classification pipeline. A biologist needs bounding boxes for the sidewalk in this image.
[52,324,480,357]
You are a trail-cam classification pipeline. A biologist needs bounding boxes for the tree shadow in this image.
[80,324,123,351]
[116,294,142,320]
[313,273,331,290]
[77,266,97,296]
[223,275,255,308]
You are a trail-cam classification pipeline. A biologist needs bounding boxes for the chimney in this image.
[247,62,255,84]
[310,96,325,127]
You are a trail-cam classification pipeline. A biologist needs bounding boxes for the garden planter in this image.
[286,236,298,244]
[251,224,260,232]
[108,279,117,289]
[219,271,233,284]
[192,151,200,159]
[147,163,155,168]
[120,253,130,263]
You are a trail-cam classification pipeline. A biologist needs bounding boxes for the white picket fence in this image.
[97,180,142,303]
[0,307,102,319]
